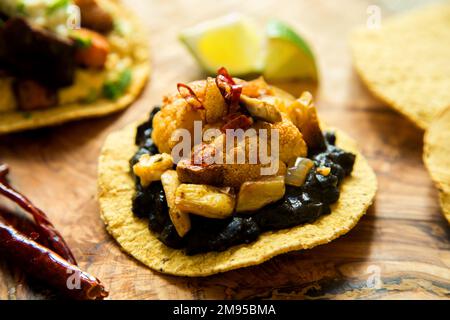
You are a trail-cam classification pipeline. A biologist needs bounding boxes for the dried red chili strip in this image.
[217,67,235,85]
[216,67,243,114]
[0,163,77,265]
[0,221,108,300]
[177,83,204,110]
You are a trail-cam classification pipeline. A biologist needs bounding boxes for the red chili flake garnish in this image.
[177,83,204,110]
[215,67,243,113]
[0,163,77,265]
[221,114,254,131]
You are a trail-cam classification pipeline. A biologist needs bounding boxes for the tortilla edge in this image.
[0,0,150,135]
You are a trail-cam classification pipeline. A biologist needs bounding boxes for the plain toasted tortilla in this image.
[351,4,450,129]
[424,107,450,223]
[98,122,377,277]
[0,0,150,135]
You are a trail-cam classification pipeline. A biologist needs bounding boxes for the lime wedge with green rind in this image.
[179,13,264,76]
[263,20,318,81]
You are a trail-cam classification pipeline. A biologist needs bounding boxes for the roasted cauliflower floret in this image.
[151,98,203,154]
[254,116,308,165]
[151,81,207,154]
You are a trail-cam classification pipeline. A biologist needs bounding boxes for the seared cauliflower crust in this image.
[151,78,307,187]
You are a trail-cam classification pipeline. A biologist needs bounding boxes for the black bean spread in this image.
[130,107,356,255]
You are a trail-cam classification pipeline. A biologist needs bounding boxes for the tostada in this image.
[0,0,149,134]
[98,68,377,276]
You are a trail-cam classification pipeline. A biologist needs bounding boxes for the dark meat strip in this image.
[0,221,108,300]
[0,18,76,88]
[13,79,58,110]
[75,0,114,33]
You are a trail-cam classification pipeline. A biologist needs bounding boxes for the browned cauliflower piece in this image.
[151,81,206,154]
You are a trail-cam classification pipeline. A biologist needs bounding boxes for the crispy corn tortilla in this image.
[351,4,450,129]
[0,0,150,135]
[98,123,377,277]
[424,107,450,223]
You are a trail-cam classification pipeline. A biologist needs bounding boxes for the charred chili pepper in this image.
[0,163,77,265]
[0,221,108,300]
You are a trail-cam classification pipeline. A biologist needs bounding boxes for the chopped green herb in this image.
[16,1,26,15]
[73,35,93,49]
[113,20,125,36]
[47,0,70,15]
[103,69,132,100]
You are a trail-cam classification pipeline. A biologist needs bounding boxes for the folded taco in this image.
[0,0,149,134]
[98,68,377,276]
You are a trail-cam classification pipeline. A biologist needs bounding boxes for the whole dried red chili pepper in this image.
[0,221,108,300]
[177,83,204,110]
[0,163,77,265]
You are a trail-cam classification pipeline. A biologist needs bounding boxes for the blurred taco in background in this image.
[0,0,150,134]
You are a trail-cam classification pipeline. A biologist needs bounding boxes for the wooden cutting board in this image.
[0,0,448,300]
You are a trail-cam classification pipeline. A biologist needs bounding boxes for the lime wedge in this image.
[179,13,264,76]
[263,20,317,81]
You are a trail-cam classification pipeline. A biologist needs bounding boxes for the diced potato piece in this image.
[175,184,235,219]
[240,94,282,123]
[133,153,173,187]
[285,157,314,187]
[236,176,285,212]
[204,77,227,123]
[161,170,191,237]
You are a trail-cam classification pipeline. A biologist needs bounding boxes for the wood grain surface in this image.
[0,0,449,300]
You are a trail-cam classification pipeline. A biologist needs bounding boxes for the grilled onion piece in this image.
[240,94,282,123]
[236,176,285,212]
